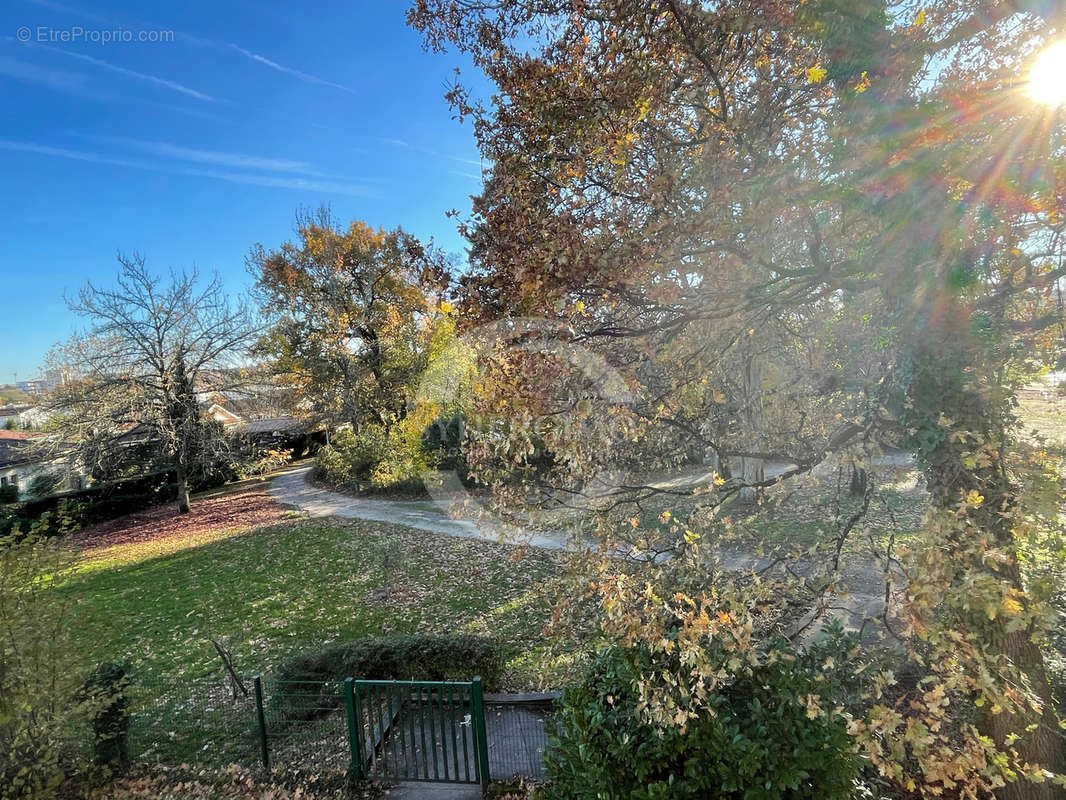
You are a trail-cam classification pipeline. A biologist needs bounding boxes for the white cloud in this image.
[228,44,354,94]
[0,138,374,196]
[48,47,214,102]
[108,138,318,174]
[0,52,89,93]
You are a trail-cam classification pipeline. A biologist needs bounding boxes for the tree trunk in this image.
[175,465,191,514]
[910,347,1066,799]
[737,351,765,504]
[848,464,868,497]
[942,478,1066,800]
[984,556,1066,800]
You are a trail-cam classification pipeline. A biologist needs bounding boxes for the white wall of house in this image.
[0,460,84,501]
[0,407,49,429]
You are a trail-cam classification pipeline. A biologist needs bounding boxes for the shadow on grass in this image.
[59,517,568,766]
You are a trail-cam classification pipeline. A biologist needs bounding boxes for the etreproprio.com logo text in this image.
[16,26,175,44]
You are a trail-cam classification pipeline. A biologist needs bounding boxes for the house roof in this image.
[0,430,42,468]
[206,403,243,425]
[243,417,305,436]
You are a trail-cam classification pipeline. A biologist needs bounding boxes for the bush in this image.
[315,420,432,495]
[0,536,116,798]
[272,634,502,719]
[0,472,177,539]
[421,412,468,475]
[544,628,863,800]
[314,426,388,489]
[81,663,130,774]
[0,484,18,504]
[26,473,63,501]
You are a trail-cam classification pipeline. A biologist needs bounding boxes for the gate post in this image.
[470,677,490,791]
[253,676,270,771]
[344,678,364,779]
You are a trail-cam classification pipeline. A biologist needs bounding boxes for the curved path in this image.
[268,462,569,549]
[269,462,901,641]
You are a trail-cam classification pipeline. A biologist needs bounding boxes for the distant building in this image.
[16,406,51,429]
[15,379,57,395]
[0,431,83,500]
[0,405,50,430]
[0,405,29,428]
[204,403,314,457]
[205,403,243,427]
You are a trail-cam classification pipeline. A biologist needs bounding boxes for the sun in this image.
[1027,40,1066,107]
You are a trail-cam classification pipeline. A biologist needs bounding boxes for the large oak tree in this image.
[250,209,451,433]
[411,0,1066,796]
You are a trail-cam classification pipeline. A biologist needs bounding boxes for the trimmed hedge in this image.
[271,634,502,720]
[276,634,502,685]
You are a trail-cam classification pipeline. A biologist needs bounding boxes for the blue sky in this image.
[0,0,487,382]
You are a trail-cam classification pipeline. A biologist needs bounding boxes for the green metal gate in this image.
[343,677,491,789]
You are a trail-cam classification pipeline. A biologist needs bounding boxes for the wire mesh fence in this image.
[125,671,259,766]
[257,678,350,773]
[117,670,554,784]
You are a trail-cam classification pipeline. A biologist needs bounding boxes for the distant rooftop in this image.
[0,429,42,468]
[243,417,305,436]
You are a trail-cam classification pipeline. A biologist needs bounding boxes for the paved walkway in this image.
[269,462,905,641]
[384,783,481,800]
[268,463,569,549]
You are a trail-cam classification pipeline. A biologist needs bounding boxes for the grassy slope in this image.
[61,484,572,764]
[1018,394,1066,448]
[0,387,31,405]
[66,517,566,688]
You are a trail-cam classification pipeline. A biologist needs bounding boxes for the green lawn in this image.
[61,512,573,764]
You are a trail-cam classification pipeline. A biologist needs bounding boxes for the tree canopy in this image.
[46,253,259,513]
[250,209,451,433]
[410,1,1066,796]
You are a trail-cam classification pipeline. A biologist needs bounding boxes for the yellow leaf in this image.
[806,65,827,84]
[914,9,927,26]
[439,300,453,313]
[1001,595,1023,616]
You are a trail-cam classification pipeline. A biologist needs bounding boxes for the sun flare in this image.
[1027,40,1066,106]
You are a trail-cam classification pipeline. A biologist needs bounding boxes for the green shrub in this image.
[544,627,863,800]
[271,634,502,720]
[81,663,130,774]
[421,412,467,473]
[421,412,481,488]
[0,473,178,539]
[314,426,388,488]
[0,484,18,504]
[0,536,115,798]
[315,421,432,495]
[26,474,63,501]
